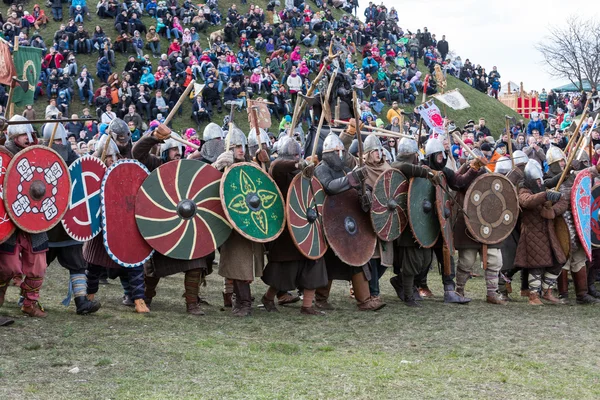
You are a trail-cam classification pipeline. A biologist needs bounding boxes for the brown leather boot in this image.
[315,281,334,310]
[486,293,508,305]
[557,271,569,300]
[353,273,386,311]
[232,280,252,317]
[222,292,232,308]
[528,291,543,305]
[573,268,600,305]
[21,302,47,318]
[0,283,8,308]
[520,289,530,297]
[541,288,560,304]
[300,306,325,316]
[277,292,300,305]
[261,294,279,312]
[134,298,150,313]
[418,286,434,298]
[186,302,205,316]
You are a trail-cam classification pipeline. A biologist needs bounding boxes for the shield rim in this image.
[322,188,377,267]
[463,173,518,245]
[3,145,71,234]
[61,155,106,242]
[572,170,592,260]
[220,162,286,243]
[590,183,600,249]
[0,147,15,244]
[101,159,154,268]
[407,177,439,248]
[135,159,232,260]
[285,173,328,260]
[369,168,408,242]
[436,174,454,252]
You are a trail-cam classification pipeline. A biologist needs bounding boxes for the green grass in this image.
[11,2,518,140]
[2,261,600,399]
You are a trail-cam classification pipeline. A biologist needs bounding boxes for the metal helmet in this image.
[363,134,383,157]
[248,128,271,148]
[494,156,512,175]
[322,133,344,154]
[42,122,68,145]
[425,137,446,159]
[7,115,34,142]
[108,118,131,145]
[277,135,302,159]
[397,137,418,156]
[160,138,185,161]
[512,150,529,167]
[524,159,544,181]
[226,126,247,151]
[95,133,120,162]
[203,122,224,141]
[546,145,566,165]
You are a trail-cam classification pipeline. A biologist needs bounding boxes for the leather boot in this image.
[588,265,600,298]
[389,275,404,300]
[222,292,232,308]
[134,298,150,313]
[144,275,160,305]
[418,285,434,298]
[261,294,279,312]
[301,306,326,316]
[315,281,334,310]
[486,293,508,305]
[528,291,543,305]
[21,301,47,318]
[353,273,386,311]
[74,296,101,315]
[186,302,205,316]
[541,288,560,304]
[573,268,600,305]
[557,271,569,301]
[0,283,7,308]
[232,280,252,317]
[443,284,471,304]
[277,291,300,305]
[0,316,14,326]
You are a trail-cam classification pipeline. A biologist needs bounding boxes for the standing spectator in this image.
[539,88,548,113]
[437,35,449,61]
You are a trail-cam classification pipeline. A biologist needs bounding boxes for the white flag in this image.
[433,89,470,110]
[416,100,445,137]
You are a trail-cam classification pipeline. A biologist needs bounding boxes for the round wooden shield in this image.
[572,169,592,261]
[436,174,454,252]
[322,189,377,267]
[0,148,15,243]
[591,183,600,248]
[220,162,285,243]
[101,159,154,268]
[463,173,518,245]
[61,155,106,242]
[135,159,232,260]
[370,168,408,242]
[408,177,439,248]
[4,145,70,233]
[286,174,328,260]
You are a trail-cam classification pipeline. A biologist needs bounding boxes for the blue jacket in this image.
[527,119,545,135]
[72,0,86,7]
[362,57,379,71]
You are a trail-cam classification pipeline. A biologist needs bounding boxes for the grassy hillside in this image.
[13,1,519,139]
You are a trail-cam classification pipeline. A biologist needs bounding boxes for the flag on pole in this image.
[12,46,42,107]
[0,40,16,86]
[417,100,445,137]
[433,89,470,110]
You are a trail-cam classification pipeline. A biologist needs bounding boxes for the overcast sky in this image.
[357,1,600,92]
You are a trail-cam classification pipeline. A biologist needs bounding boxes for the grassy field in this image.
[2,261,600,399]
[13,2,522,139]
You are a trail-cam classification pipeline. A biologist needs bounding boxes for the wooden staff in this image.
[330,127,413,140]
[451,132,492,173]
[288,93,303,138]
[554,115,598,190]
[310,70,338,159]
[564,98,590,155]
[100,133,114,162]
[333,119,410,138]
[575,113,600,161]
[505,117,514,168]
[170,132,199,150]
[352,90,365,170]
[7,37,18,119]
[160,79,196,145]
[48,122,60,145]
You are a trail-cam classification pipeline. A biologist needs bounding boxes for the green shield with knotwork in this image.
[220,162,285,243]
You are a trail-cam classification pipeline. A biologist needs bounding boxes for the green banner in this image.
[12,46,42,107]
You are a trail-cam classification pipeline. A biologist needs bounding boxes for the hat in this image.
[496,142,507,148]
[480,143,492,152]
[464,138,474,145]
[595,144,600,151]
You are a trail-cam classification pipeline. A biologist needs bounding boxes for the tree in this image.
[536,16,600,91]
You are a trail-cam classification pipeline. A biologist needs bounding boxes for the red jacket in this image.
[42,53,64,69]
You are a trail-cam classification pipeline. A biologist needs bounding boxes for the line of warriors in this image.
[1,108,599,325]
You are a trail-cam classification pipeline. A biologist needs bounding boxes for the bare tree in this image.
[536,16,600,91]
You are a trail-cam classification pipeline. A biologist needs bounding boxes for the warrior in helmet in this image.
[411,136,480,304]
[213,126,265,317]
[132,124,210,316]
[312,129,386,311]
[514,159,567,305]
[85,118,150,313]
[0,116,49,317]
[545,145,600,304]
[42,121,101,315]
[247,126,272,169]
[191,122,225,164]
[260,136,328,315]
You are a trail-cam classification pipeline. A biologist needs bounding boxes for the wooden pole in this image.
[8,37,19,119]
[100,134,113,162]
[310,70,338,159]
[163,79,195,127]
[505,118,514,168]
[288,94,302,138]
[352,90,364,169]
[170,132,199,150]
[451,132,492,173]
[48,122,60,145]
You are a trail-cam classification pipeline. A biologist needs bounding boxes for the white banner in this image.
[433,89,470,110]
[417,100,445,137]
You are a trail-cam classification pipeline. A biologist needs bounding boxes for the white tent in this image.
[500,81,521,95]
